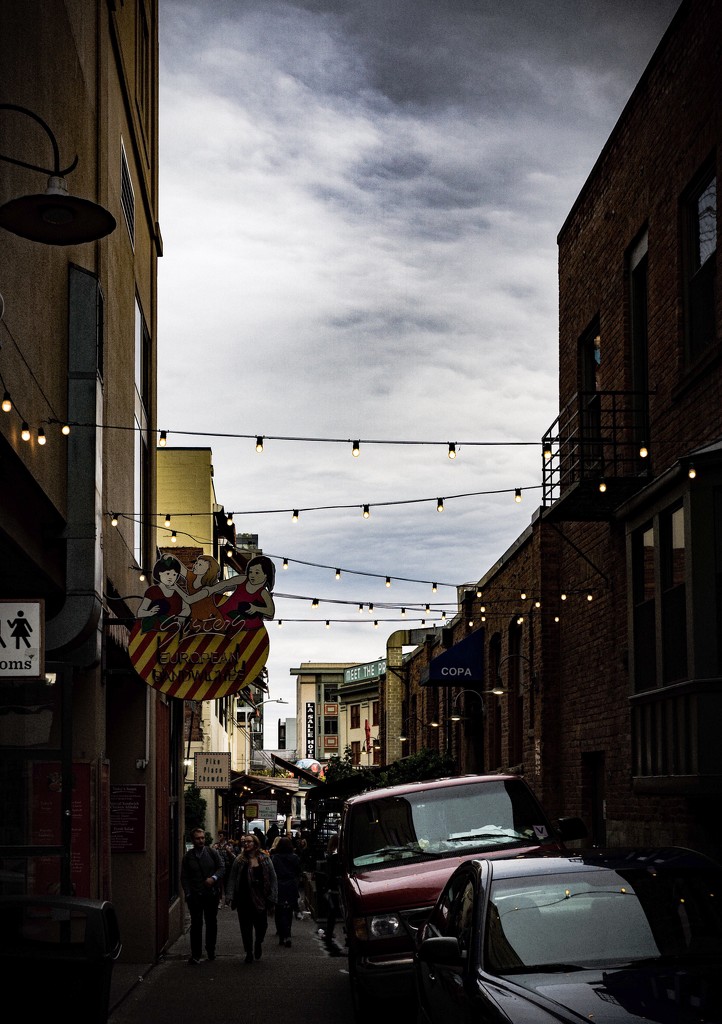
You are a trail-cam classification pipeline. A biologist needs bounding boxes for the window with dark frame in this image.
[633,523,657,692]
[351,740,361,766]
[685,165,717,364]
[661,504,687,683]
[350,704,360,729]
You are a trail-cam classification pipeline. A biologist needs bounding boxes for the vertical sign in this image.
[305,701,316,759]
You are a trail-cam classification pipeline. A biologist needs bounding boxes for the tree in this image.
[184,784,207,838]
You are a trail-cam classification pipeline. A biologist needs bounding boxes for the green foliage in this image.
[324,745,456,793]
[378,748,456,788]
[184,784,207,838]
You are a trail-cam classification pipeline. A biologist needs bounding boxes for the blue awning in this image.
[420,628,485,686]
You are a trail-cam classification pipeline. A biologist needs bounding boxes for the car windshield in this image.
[349,779,554,869]
[485,862,722,973]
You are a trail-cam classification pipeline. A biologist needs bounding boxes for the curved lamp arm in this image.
[0,104,78,177]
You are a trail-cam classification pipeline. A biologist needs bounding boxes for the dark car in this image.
[415,847,722,1024]
[339,773,586,1018]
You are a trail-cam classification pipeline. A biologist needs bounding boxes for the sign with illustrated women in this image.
[128,553,275,700]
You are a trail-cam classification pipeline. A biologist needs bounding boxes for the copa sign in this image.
[441,666,473,677]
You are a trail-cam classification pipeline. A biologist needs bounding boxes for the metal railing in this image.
[542,390,649,506]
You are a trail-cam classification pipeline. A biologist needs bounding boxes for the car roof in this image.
[344,773,522,806]
[460,846,721,881]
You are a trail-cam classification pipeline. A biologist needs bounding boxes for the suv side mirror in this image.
[417,935,464,967]
[558,816,588,842]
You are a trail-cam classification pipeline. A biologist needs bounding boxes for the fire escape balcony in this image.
[542,390,650,522]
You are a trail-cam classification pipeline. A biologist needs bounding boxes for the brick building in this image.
[380,0,721,855]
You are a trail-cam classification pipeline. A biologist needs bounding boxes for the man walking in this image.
[181,827,225,964]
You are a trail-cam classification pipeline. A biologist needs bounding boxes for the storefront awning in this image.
[420,628,485,686]
[270,753,325,785]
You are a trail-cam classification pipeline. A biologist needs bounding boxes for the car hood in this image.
[346,845,551,915]
[497,963,720,1024]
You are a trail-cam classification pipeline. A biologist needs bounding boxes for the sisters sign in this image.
[128,553,275,700]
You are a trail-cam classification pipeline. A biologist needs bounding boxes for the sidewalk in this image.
[106,905,348,1015]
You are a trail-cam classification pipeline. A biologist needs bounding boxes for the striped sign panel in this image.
[128,618,269,700]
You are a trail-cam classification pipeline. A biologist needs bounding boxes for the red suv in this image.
[338,773,586,1018]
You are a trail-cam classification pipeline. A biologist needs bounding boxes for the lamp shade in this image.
[0,175,116,245]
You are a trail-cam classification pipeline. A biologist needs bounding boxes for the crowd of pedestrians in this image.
[182,822,337,966]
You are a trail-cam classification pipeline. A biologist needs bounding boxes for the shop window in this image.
[372,700,379,726]
[350,741,361,766]
[632,524,656,692]
[350,704,360,729]
[661,505,687,683]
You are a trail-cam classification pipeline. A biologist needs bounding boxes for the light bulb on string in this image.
[164,514,171,527]
[432,582,437,593]
[292,510,299,522]
[543,442,552,461]
[401,608,406,617]
[158,430,167,447]
[437,497,444,512]
[385,577,391,588]
[226,512,233,526]
[374,620,378,628]
[561,593,567,601]
[587,593,594,602]
[111,513,119,527]
[61,422,70,435]
[639,444,648,459]
[21,422,30,441]
[311,598,319,608]
[368,603,374,613]
[599,479,607,493]
[352,440,360,457]
[325,620,330,629]
[688,463,696,479]
[278,620,283,628]
[362,504,370,518]
[139,571,146,582]
[358,604,364,613]
[515,488,522,503]
[37,428,46,445]
[256,436,264,453]
[2,392,11,412]
[282,558,289,570]
[171,531,177,544]
[448,442,456,459]
[335,568,341,580]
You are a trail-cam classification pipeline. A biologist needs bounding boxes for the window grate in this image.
[121,143,135,248]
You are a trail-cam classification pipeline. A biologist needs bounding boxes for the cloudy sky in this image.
[157,0,681,741]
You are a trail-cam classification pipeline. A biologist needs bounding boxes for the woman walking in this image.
[227,833,277,963]
[271,837,302,947]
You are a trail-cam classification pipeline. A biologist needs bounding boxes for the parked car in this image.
[415,847,722,1024]
[338,773,586,1018]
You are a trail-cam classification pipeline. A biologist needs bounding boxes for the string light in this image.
[358,604,364,613]
[401,608,406,617]
[283,558,289,569]
[476,588,482,598]
[374,620,378,628]
[688,463,696,479]
[37,427,46,445]
[448,442,456,459]
[139,571,146,582]
[311,598,319,608]
[520,591,527,600]
[432,582,437,593]
[111,513,119,527]
[437,497,444,512]
[515,488,522,503]
[256,436,264,453]
[325,620,330,628]
[587,593,593,602]
[1,392,11,412]
[226,512,234,526]
[599,479,607,493]
[21,422,30,441]
[278,620,283,628]
[159,430,167,447]
[171,531,177,544]
[164,513,171,527]
[385,577,391,588]
[352,440,360,457]
[639,444,648,458]
[335,568,341,580]
[543,441,552,461]
[61,422,70,435]
[362,504,370,518]
[368,603,374,613]
[292,510,299,521]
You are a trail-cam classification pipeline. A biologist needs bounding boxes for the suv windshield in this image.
[349,779,554,869]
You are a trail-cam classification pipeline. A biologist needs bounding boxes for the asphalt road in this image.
[109,906,356,1024]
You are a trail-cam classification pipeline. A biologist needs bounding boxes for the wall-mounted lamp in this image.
[0,104,116,245]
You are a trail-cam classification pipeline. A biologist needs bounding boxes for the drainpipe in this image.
[45,265,103,667]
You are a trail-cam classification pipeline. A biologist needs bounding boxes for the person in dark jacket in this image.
[265,821,280,848]
[227,833,278,963]
[181,828,225,964]
[271,837,301,947]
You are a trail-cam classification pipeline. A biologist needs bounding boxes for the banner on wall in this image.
[128,553,275,700]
